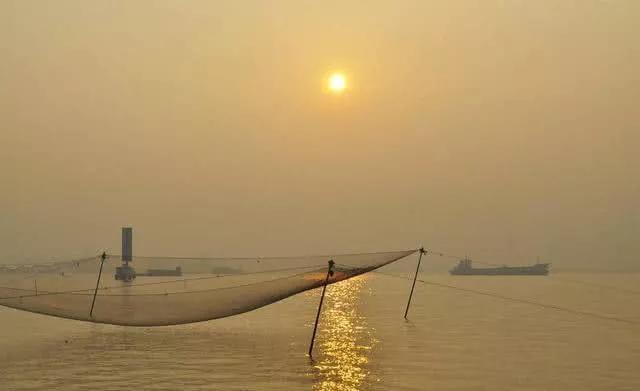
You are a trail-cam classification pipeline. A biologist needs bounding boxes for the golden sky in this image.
[1,1,638,269]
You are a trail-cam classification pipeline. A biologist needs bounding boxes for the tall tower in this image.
[122,227,133,265]
[115,227,136,282]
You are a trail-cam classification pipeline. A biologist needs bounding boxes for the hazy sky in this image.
[1,1,638,270]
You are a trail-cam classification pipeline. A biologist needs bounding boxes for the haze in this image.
[1,1,638,270]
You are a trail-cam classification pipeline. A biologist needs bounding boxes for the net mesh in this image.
[0,249,417,326]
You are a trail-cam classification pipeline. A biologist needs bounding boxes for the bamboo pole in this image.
[308,259,335,357]
[404,248,425,319]
[89,252,107,317]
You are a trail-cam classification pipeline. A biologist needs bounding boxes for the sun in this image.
[328,73,347,93]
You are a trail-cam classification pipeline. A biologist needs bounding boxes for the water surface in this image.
[1,272,638,390]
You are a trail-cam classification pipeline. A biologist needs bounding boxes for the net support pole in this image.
[404,247,426,319]
[89,252,107,318]
[308,259,335,358]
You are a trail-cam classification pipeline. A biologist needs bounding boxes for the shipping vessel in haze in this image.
[450,258,550,275]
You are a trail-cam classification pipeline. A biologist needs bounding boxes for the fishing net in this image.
[0,250,417,326]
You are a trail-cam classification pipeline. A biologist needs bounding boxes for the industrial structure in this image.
[114,227,136,281]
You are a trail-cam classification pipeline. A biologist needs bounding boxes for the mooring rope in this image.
[375,271,639,326]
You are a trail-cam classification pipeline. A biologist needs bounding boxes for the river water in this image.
[1,272,639,390]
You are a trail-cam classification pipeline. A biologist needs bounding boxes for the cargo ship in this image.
[450,258,550,275]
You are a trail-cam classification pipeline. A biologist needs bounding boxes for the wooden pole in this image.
[89,252,107,317]
[308,259,335,357]
[404,248,425,319]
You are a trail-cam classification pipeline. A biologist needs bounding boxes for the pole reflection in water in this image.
[309,276,377,391]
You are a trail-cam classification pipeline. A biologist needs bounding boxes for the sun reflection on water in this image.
[309,276,377,391]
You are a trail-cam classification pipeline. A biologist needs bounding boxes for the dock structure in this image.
[138,267,182,277]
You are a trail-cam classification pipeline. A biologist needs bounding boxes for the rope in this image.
[100,264,326,291]
[421,279,638,325]
[0,264,326,300]
[548,276,640,296]
[374,271,639,326]
[106,248,420,262]
[0,255,99,281]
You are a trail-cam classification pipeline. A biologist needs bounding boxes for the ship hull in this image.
[450,264,549,276]
[450,268,548,276]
